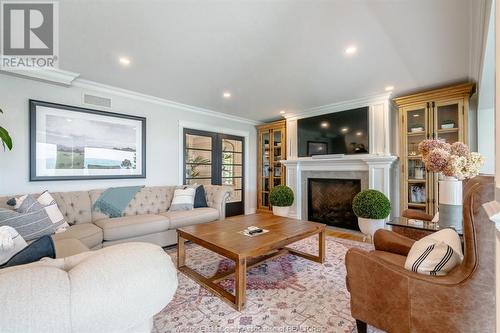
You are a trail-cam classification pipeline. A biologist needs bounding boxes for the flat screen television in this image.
[297,107,369,157]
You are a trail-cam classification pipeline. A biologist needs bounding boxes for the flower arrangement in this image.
[418,139,483,180]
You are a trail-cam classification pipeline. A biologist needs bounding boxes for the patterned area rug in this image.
[153,236,384,333]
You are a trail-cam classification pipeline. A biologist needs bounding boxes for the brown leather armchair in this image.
[345,176,495,333]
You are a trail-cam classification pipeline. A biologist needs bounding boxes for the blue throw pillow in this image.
[0,236,55,268]
[193,185,208,208]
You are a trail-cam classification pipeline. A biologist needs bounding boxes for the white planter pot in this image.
[438,176,463,230]
[272,206,291,217]
[357,217,385,239]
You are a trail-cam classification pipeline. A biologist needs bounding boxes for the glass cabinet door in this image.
[185,133,213,185]
[434,100,462,144]
[272,129,284,187]
[261,131,271,209]
[405,105,430,213]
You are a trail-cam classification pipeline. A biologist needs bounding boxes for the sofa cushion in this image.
[52,223,103,249]
[160,208,219,229]
[94,214,170,241]
[53,238,89,258]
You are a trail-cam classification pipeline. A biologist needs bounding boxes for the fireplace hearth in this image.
[308,178,361,231]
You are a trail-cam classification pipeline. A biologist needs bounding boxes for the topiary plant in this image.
[269,185,294,207]
[352,189,391,220]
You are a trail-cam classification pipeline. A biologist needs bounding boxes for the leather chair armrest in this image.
[402,209,434,221]
[373,229,415,256]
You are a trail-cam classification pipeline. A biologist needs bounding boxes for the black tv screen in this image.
[297,107,369,157]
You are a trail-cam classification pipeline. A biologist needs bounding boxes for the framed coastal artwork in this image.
[29,100,146,181]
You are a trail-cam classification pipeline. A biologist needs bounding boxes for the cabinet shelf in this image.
[408,179,426,183]
[437,128,459,134]
[407,131,426,137]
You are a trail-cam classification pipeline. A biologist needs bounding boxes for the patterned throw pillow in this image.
[404,228,463,276]
[0,196,57,241]
[170,187,196,211]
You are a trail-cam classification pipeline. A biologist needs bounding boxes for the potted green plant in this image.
[269,185,294,217]
[352,189,391,240]
[0,108,12,151]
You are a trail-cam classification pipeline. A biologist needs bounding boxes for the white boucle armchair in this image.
[0,242,178,333]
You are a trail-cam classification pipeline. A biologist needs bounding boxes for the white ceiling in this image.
[59,0,478,122]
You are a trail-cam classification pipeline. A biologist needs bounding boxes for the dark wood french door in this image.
[183,128,244,217]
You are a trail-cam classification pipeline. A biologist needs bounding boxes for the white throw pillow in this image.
[404,228,463,276]
[170,187,196,211]
[0,226,28,265]
[13,191,69,233]
[37,191,70,232]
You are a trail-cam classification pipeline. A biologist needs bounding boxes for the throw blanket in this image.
[93,186,144,218]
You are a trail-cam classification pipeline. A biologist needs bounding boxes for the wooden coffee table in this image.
[177,213,326,310]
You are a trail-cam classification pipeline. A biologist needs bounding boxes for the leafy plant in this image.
[186,155,210,178]
[0,108,12,151]
[352,189,391,219]
[269,185,294,207]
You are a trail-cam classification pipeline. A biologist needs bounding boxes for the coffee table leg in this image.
[235,258,247,310]
[319,229,326,263]
[177,234,186,268]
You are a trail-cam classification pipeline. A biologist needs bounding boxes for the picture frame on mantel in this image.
[29,100,146,181]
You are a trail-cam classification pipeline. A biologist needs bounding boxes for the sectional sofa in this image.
[0,185,232,257]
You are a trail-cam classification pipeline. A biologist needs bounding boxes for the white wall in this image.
[477,0,495,175]
[0,73,257,213]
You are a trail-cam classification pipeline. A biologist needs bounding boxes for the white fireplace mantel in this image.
[282,154,398,219]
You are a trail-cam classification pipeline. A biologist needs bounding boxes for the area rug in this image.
[153,236,384,333]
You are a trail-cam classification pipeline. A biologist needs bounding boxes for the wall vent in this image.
[83,93,112,108]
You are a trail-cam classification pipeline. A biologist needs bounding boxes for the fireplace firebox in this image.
[307,178,361,231]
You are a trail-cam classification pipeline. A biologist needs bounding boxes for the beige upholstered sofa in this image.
[0,185,231,257]
[0,242,178,333]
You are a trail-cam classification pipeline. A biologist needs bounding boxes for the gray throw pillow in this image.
[0,196,57,241]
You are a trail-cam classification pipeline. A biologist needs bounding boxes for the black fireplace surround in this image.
[307,178,361,231]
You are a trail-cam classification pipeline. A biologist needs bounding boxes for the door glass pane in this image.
[223,139,243,153]
[408,183,426,206]
[273,130,283,161]
[228,190,242,203]
[436,103,459,143]
[222,152,242,165]
[262,132,270,178]
[185,134,212,182]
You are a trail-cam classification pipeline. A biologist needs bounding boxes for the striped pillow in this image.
[37,191,70,232]
[169,187,196,211]
[404,228,463,276]
[0,196,57,241]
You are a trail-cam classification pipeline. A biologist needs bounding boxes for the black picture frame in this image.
[307,141,328,156]
[29,100,146,181]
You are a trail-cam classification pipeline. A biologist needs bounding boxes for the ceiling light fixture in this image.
[345,45,357,55]
[119,57,131,66]
[385,85,395,92]
[320,121,329,128]
[223,91,232,99]
[356,131,363,136]
[341,127,349,133]
[280,110,286,114]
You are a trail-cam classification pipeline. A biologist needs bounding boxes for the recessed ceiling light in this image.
[385,85,395,91]
[320,121,329,128]
[280,110,286,114]
[119,57,131,66]
[223,91,232,99]
[345,45,357,55]
[356,131,363,136]
[341,127,349,133]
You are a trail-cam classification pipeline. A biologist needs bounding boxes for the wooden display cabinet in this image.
[393,83,474,216]
[256,120,287,212]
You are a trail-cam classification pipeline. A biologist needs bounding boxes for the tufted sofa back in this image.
[89,186,176,221]
[0,186,178,225]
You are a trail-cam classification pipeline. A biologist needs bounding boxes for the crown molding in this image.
[1,68,261,126]
[0,68,80,86]
[284,92,392,120]
[72,79,261,125]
